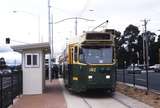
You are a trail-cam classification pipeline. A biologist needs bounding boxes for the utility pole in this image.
[75,17,78,36]
[51,14,54,59]
[48,0,52,82]
[141,19,150,94]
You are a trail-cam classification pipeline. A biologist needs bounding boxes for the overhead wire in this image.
[78,0,91,17]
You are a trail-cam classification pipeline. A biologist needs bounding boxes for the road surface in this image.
[117,69,160,91]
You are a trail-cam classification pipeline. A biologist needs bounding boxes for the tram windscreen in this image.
[80,46,113,64]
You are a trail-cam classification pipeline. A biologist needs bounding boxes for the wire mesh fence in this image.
[116,67,160,92]
[0,70,22,108]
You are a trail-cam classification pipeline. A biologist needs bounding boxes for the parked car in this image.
[126,65,142,74]
[149,64,160,72]
[137,64,145,70]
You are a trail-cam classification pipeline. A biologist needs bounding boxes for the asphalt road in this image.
[117,69,160,91]
[59,79,152,108]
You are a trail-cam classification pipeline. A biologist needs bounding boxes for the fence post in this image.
[133,64,136,87]
[115,61,117,82]
[11,72,14,105]
[18,70,21,97]
[19,70,22,95]
[123,61,126,83]
[0,74,2,108]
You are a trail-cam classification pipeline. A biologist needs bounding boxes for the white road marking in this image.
[136,79,146,82]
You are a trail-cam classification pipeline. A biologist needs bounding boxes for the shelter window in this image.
[33,54,38,65]
[27,55,31,65]
[25,53,39,67]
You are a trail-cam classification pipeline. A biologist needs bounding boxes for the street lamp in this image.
[13,10,41,43]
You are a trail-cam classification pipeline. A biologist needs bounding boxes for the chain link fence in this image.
[116,65,160,92]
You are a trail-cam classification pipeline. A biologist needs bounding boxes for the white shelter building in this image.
[11,42,50,95]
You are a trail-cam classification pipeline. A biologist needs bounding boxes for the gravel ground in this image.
[117,82,160,108]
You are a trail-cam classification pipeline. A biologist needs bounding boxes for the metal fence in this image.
[0,70,22,108]
[117,68,160,92]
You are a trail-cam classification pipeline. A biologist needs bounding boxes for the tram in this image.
[59,29,118,92]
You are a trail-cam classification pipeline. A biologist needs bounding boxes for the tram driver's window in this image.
[74,46,78,62]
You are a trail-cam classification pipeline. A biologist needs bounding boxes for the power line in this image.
[11,39,29,44]
[78,0,90,17]
[54,17,94,36]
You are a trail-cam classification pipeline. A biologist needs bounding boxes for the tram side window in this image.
[112,46,115,62]
[79,48,84,63]
[74,46,78,62]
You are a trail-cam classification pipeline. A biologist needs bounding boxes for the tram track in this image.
[113,96,132,108]
[81,97,93,108]
[60,79,152,108]
[79,92,131,108]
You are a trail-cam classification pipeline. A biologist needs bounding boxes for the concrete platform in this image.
[11,80,67,108]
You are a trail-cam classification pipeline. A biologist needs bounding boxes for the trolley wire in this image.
[78,0,91,17]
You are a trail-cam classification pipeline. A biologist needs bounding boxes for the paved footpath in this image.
[11,80,67,108]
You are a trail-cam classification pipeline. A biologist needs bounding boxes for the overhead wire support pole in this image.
[48,0,52,82]
[51,14,54,59]
[75,17,78,36]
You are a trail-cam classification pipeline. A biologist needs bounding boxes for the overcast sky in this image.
[0,0,160,63]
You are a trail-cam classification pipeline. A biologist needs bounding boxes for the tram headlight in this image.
[106,75,110,79]
[73,77,78,80]
[88,75,93,79]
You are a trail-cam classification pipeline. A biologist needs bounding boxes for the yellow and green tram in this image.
[59,29,117,92]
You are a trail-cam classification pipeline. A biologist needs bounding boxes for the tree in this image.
[124,24,140,40]
[0,57,6,69]
[123,24,140,65]
[157,35,160,44]
[113,30,123,68]
[117,47,128,68]
[137,35,143,64]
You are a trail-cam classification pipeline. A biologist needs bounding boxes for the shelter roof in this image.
[11,42,50,53]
